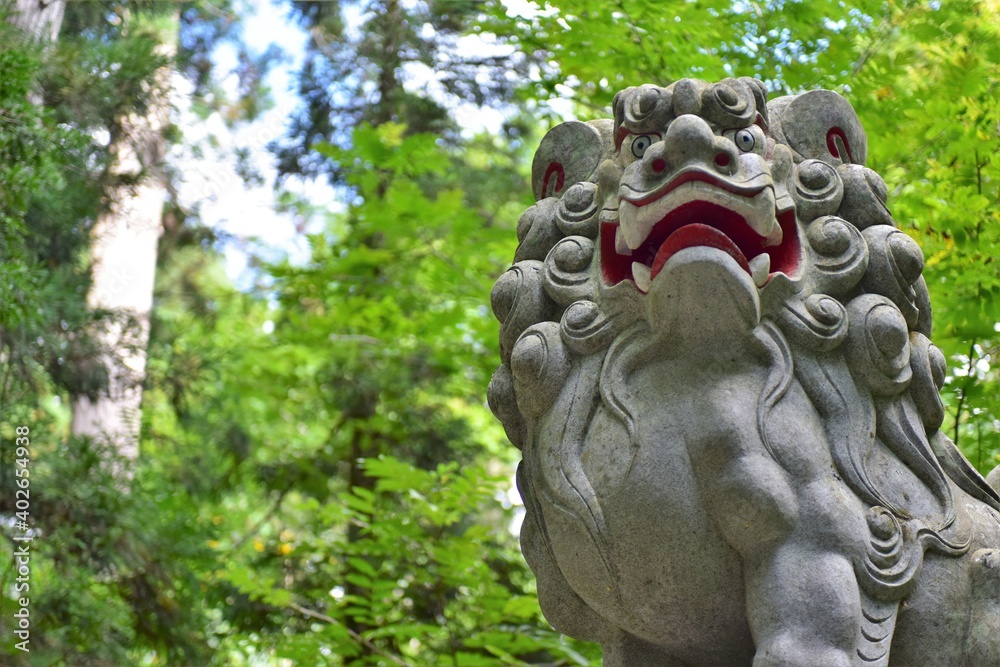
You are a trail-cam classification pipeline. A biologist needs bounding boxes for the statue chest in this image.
[529,362,784,652]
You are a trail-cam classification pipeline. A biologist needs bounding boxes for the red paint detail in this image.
[615,126,630,151]
[542,161,565,197]
[652,158,667,173]
[601,222,633,285]
[714,153,731,168]
[651,223,749,280]
[765,209,802,279]
[826,127,854,163]
[599,201,803,288]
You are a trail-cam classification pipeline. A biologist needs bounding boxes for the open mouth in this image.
[601,197,801,292]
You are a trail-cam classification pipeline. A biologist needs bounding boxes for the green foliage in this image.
[43,15,168,130]
[0,17,84,335]
[483,0,887,112]
[0,2,276,665]
[844,0,1000,472]
[110,122,594,664]
[0,431,218,665]
[212,455,596,665]
[298,123,509,395]
[0,0,174,412]
[0,13,112,660]
[277,0,525,180]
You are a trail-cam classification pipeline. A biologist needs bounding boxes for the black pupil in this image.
[738,131,753,149]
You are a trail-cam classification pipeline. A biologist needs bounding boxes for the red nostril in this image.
[714,153,731,168]
[652,158,667,173]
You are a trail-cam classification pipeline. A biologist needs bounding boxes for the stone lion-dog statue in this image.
[488,77,1000,666]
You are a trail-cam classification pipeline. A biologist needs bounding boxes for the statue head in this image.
[491,77,915,443]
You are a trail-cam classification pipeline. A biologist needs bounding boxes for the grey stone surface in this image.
[488,78,1000,666]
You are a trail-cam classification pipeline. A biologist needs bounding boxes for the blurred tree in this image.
[275,0,527,181]
[136,120,599,664]
[6,0,63,42]
[66,3,178,461]
[266,0,539,659]
[0,0,168,438]
[0,1,182,662]
[0,1,276,664]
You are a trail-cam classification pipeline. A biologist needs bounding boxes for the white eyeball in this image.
[631,134,656,158]
[734,129,756,152]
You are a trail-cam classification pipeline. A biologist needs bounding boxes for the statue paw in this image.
[967,549,1000,666]
[753,635,851,667]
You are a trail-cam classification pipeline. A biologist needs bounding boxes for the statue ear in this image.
[738,77,770,126]
[531,119,614,201]
[767,90,867,166]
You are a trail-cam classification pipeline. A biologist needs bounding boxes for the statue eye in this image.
[734,129,756,152]
[631,134,657,158]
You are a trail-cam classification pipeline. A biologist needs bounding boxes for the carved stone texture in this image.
[488,78,1000,667]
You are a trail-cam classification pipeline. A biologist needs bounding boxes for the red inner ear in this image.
[615,126,630,151]
[542,162,565,198]
[826,127,853,163]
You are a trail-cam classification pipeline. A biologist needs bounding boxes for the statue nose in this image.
[648,114,737,175]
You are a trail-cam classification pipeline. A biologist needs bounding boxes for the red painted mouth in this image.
[601,200,801,288]
[651,223,750,277]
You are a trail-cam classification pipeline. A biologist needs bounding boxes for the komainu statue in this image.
[488,78,1000,666]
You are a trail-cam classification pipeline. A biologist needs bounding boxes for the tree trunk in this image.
[70,13,177,460]
[7,1,176,461]
[6,0,64,106]
[7,0,64,41]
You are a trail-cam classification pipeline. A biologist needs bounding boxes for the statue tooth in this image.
[764,224,783,248]
[744,188,778,239]
[620,197,667,250]
[615,226,633,256]
[750,253,771,287]
[632,262,651,292]
[618,200,650,249]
